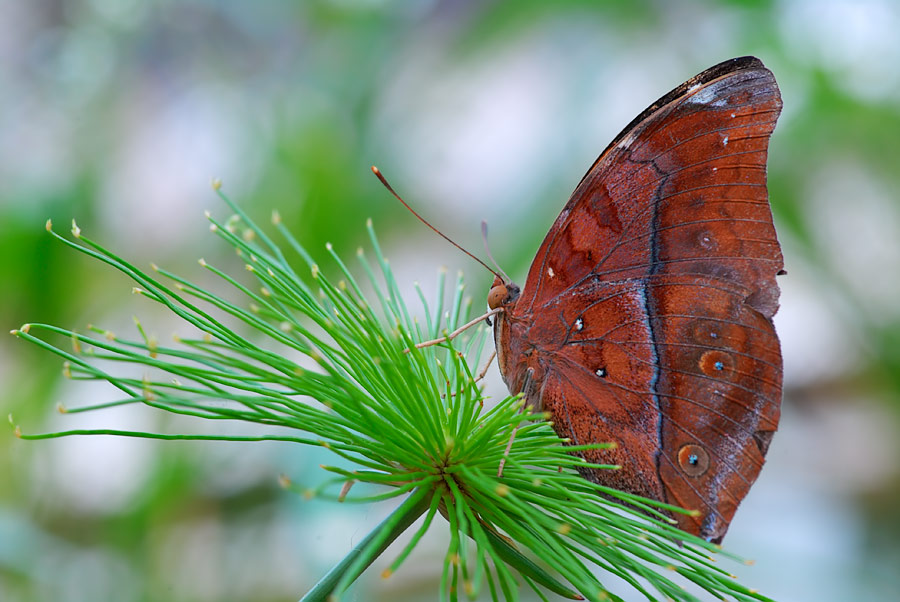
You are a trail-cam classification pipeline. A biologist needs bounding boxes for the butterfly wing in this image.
[517,56,783,318]
[528,273,780,541]
[505,57,783,542]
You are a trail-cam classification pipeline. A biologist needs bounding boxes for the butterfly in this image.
[487,56,784,543]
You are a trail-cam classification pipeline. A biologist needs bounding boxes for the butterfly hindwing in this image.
[641,273,781,541]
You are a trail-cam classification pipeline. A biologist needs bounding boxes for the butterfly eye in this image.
[677,444,710,477]
[487,285,508,309]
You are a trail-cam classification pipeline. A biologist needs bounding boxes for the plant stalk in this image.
[300,487,433,602]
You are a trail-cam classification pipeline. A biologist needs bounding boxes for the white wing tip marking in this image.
[617,134,635,150]
[688,82,729,106]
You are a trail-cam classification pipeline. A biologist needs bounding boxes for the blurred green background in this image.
[2,1,900,600]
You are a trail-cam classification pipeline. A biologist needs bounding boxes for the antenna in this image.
[480,221,510,283]
[371,166,504,282]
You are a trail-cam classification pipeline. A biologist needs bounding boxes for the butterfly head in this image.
[487,276,520,310]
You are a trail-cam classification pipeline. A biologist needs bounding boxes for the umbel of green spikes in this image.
[9,185,774,602]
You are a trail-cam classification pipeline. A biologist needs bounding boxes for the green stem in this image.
[299,487,434,602]
[483,528,584,600]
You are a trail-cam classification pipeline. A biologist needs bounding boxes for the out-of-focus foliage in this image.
[2,1,899,601]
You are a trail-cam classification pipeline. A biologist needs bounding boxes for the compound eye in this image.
[487,285,508,309]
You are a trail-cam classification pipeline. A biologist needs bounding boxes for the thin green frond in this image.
[10,194,776,602]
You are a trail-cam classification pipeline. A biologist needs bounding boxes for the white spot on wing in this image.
[616,133,636,150]
[688,81,729,106]
[574,318,583,331]
[547,266,555,278]
[723,135,729,146]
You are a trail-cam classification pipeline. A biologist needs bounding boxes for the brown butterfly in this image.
[487,56,783,543]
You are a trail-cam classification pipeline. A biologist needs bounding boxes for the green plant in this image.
[10,187,773,602]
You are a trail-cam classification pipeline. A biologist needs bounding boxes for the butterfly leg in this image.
[406,308,502,352]
[475,350,497,384]
[442,349,498,400]
[497,368,534,477]
[338,479,356,502]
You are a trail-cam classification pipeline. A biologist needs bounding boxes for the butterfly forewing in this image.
[497,57,784,542]
[517,57,783,315]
